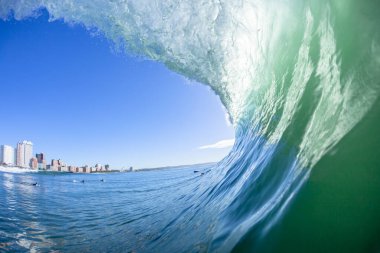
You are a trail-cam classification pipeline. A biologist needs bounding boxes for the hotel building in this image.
[0,145,15,165]
[16,141,33,168]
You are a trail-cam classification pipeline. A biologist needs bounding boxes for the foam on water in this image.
[0,166,38,174]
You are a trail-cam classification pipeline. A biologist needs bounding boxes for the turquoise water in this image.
[1,0,380,252]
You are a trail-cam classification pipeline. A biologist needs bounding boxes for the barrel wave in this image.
[1,0,380,252]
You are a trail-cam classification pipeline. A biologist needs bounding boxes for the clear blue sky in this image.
[0,12,234,169]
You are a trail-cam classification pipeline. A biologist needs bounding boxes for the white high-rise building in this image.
[16,141,33,168]
[0,145,16,165]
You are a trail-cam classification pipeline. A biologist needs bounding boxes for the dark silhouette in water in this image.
[81,180,85,183]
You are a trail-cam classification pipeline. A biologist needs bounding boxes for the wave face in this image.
[1,0,380,252]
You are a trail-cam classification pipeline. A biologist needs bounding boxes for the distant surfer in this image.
[100,179,104,182]
[32,182,38,186]
[81,180,85,183]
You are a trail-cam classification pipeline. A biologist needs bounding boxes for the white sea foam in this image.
[0,166,38,174]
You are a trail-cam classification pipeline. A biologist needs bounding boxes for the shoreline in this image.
[0,165,123,174]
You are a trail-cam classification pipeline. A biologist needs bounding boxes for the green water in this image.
[234,98,380,253]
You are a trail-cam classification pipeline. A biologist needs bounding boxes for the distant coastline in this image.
[1,140,134,174]
[0,164,131,174]
[136,162,217,172]
[0,162,217,174]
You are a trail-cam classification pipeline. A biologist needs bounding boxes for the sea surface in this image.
[1,0,380,252]
[0,165,220,252]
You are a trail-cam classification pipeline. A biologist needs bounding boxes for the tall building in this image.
[16,143,24,167]
[16,141,33,168]
[0,145,15,165]
[36,153,46,170]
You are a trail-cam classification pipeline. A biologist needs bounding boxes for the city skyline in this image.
[1,140,113,173]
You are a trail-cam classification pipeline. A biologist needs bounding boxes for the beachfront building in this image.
[59,166,69,172]
[95,163,105,172]
[0,145,15,165]
[49,159,68,171]
[57,160,67,172]
[58,159,66,167]
[47,161,92,173]
[68,166,77,173]
[30,157,38,170]
[36,153,46,170]
[16,141,33,168]
[50,159,59,171]
[79,165,92,173]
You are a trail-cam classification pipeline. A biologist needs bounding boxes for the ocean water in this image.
[0,165,224,252]
[1,0,380,252]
